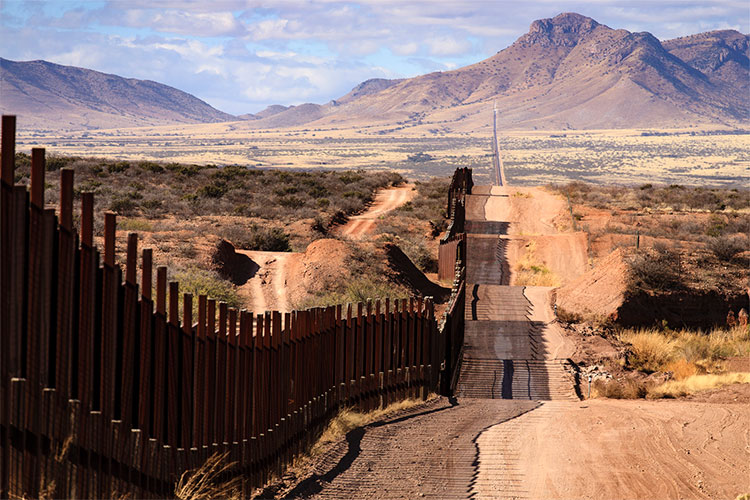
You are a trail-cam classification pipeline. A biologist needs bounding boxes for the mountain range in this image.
[1,13,747,131]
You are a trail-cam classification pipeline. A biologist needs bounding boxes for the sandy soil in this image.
[235,239,351,313]
[275,396,749,500]
[475,399,750,500]
[338,184,416,239]
[469,186,590,286]
[236,250,299,313]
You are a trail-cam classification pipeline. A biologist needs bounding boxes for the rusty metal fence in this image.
[0,115,450,498]
[437,168,472,281]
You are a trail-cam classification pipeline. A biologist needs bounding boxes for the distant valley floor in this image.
[17,125,749,187]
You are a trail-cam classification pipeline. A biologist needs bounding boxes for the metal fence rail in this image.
[438,167,472,281]
[0,115,462,498]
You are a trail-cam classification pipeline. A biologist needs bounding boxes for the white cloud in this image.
[392,42,419,56]
[427,35,472,56]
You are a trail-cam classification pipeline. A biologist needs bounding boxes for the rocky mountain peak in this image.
[528,12,600,41]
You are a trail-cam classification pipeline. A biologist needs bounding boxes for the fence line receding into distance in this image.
[0,115,471,498]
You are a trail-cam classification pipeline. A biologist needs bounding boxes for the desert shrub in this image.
[109,196,138,216]
[107,161,130,174]
[555,307,582,324]
[45,155,76,171]
[171,266,243,312]
[591,378,648,399]
[197,183,227,198]
[627,245,681,291]
[296,276,408,309]
[619,330,677,372]
[550,182,750,212]
[227,224,291,252]
[413,247,438,273]
[707,235,746,261]
[619,326,750,374]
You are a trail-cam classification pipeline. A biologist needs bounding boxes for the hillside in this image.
[2,13,747,133]
[250,13,748,131]
[663,30,749,109]
[0,58,235,131]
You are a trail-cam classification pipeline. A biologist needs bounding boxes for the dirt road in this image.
[338,184,415,239]
[273,184,750,499]
[282,396,748,499]
[474,399,749,499]
[236,250,298,313]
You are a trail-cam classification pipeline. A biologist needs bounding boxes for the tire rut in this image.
[284,397,536,499]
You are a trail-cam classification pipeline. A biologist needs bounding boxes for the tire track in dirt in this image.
[236,250,297,313]
[283,398,536,499]
[472,399,749,500]
[338,184,415,239]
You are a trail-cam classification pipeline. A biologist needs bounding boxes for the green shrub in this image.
[197,183,226,198]
[109,197,138,215]
[171,266,244,313]
[230,224,291,252]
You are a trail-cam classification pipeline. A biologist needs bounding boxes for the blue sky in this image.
[1,1,747,115]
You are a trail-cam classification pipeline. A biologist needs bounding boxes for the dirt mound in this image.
[556,248,629,321]
[211,239,259,285]
[384,243,450,302]
[286,238,352,306]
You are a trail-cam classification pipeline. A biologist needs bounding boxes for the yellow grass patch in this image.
[619,326,750,374]
[514,240,561,286]
[174,452,242,500]
[648,372,750,398]
[311,397,430,456]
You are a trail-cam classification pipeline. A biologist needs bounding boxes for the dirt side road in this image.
[279,397,749,500]
[236,250,299,313]
[338,184,415,239]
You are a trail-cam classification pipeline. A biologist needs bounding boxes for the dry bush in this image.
[591,378,648,399]
[662,358,701,380]
[619,326,750,374]
[555,307,582,324]
[619,330,676,373]
[627,245,682,291]
[174,452,242,500]
[647,372,750,398]
[222,224,292,252]
[707,235,747,261]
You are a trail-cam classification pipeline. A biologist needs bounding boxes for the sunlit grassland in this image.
[17,124,748,186]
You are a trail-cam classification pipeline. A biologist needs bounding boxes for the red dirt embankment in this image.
[555,247,629,321]
[213,238,350,313]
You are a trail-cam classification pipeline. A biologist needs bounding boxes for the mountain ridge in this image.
[250,13,746,130]
[0,57,235,131]
[1,13,747,132]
